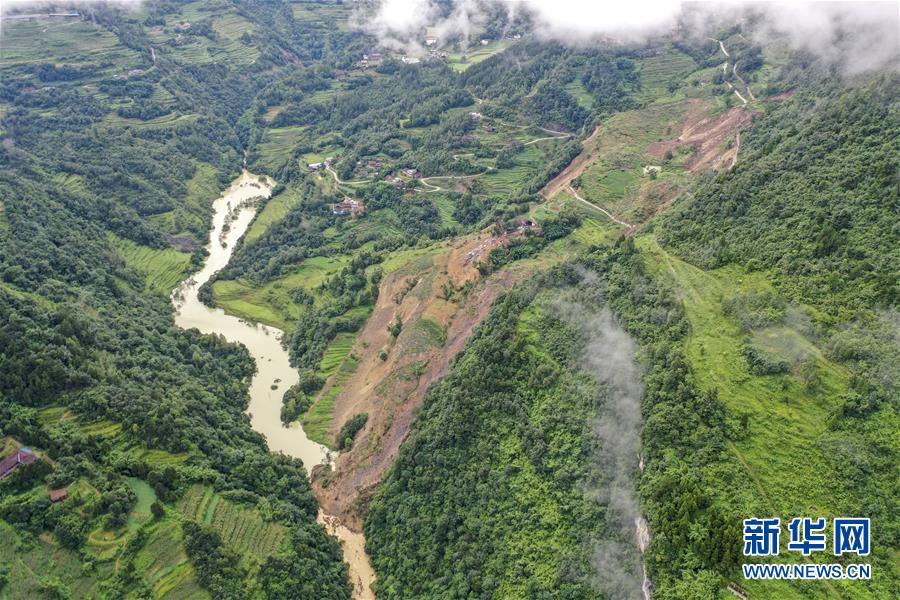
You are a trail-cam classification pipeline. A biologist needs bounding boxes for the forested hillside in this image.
[359,20,898,600]
[0,2,354,597]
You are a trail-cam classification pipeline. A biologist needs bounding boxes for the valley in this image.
[0,2,897,600]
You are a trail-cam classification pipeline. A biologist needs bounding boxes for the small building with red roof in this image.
[0,447,38,480]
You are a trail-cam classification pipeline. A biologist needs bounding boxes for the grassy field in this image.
[126,478,158,532]
[244,188,303,245]
[635,236,890,599]
[110,234,192,296]
[575,97,698,222]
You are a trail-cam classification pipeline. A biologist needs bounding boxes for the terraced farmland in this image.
[111,235,192,296]
[638,50,698,101]
[135,521,209,600]
[178,486,288,561]
[254,126,308,172]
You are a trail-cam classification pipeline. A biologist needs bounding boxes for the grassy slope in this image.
[638,235,894,599]
[110,234,192,297]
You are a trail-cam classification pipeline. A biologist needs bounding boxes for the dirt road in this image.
[566,185,632,228]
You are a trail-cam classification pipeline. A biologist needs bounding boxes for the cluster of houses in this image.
[308,156,336,172]
[332,197,364,217]
[358,52,384,68]
[0,444,68,502]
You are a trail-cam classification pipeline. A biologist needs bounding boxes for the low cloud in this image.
[2,0,144,14]
[555,294,647,600]
[357,0,899,74]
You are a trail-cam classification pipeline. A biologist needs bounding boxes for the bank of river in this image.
[171,171,375,599]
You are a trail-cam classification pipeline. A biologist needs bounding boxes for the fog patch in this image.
[555,293,649,599]
[358,1,898,74]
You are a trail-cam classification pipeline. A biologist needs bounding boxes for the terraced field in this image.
[564,79,594,110]
[245,189,304,244]
[255,126,308,172]
[299,332,363,447]
[212,255,353,330]
[637,50,698,102]
[0,522,100,599]
[135,521,209,600]
[0,18,142,69]
[143,1,260,67]
[178,485,288,561]
[111,235,192,296]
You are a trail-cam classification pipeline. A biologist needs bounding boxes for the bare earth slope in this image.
[312,233,523,530]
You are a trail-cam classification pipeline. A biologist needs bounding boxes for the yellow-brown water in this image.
[171,171,375,598]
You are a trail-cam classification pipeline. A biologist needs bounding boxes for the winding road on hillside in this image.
[326,164,367,186]
[565,185,632,228]
[710,37,754,106]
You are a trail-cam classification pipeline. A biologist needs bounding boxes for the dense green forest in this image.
[0,1,358,597]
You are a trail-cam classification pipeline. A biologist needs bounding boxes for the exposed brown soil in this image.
[166,234,198,253]
[647,103,759,172]
[768,89,797,103]
[312,232,522,531]
[541,124,604,199]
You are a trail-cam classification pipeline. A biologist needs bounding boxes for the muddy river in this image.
[171,171,375,599]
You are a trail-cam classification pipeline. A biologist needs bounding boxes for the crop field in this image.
[213,254,352,330]
[141,2,259,67]
[480,142,562,195]
[0,18,142,71]
[305,351,360,447]
[111,234,192,296]
[255,126,308,172]
[0,522,99,599]
[102,112,200,130]
[134,521,208,600]
[245,189,303,244]
[637,50,698,101]
[448,39,516,72]
[178,485,288,561]
[318,332,357,379]
[289,1,354,30]
[564,79,594,111]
